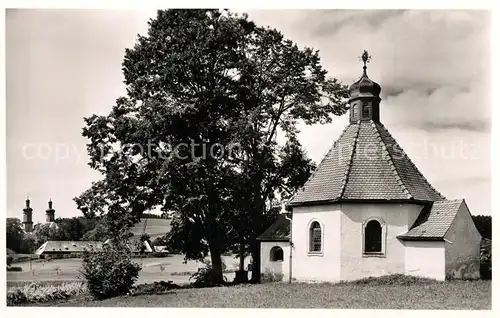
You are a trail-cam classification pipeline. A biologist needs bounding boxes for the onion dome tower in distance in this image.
[22,196,33,233]
[46,198,55,222]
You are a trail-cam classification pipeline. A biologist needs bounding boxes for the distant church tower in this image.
[46,198,55,222]
[22,196,33,232]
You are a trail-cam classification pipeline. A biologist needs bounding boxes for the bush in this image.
[11,255,37,264]
[7,266,23,272]
[480,238,491,280]
[7,281,87,306]
[166,246,181,254]
[150,251,169,258]
[260,268,284,283]
[80,244,141,300]
[7,289,28,305]
[130,280,180,295]
[189,259,228,287]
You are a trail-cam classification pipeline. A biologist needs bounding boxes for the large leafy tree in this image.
[76,10,251,283]
[31,224,60,248]
[54,217,85,241]
[75,9,348,283]
[228,138,317,276]
[214,19,348,281]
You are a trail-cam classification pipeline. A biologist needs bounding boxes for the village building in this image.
[103,238,153,257]
[21,197,153,258]
[154,245,169,253]
[35,239,153,259]
[258,51,482,282]
[34,241,104,259]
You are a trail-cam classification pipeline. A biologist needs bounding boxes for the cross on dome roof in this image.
[349,50,381,102]
[359,49,371,73]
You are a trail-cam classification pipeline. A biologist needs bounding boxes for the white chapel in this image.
[258,51,482,283]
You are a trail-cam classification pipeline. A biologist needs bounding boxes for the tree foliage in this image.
[74,9,348,283]
[20,233,36,254]
[53,216,99,241]
[29,224,59,248]
[6,218,24,253]
[472,215,491,239]
[140,213,165,219]
[82,220,108,241]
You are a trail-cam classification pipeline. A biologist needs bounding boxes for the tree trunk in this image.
[250,184,265,284]
[206,177,224,285]
[209,242,224,284]
[250,240,261,283]
[239,240,245,271]
[234,239,249,284]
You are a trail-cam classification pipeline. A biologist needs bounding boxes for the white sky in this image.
[5,9,491,222]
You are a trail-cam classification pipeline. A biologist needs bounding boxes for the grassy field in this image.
[130,218,172,240]
[6,254,252,285]
[33,280,491,309]
[7,253,491,309]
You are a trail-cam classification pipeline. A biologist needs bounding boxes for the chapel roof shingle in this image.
[287,121,445,207]
[397,199,464,240]
[256,213,291,242]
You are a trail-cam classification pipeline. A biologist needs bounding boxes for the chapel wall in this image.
[339,202,423,281]
[404,240,446,280]
[444,202,482,280]
[291,204,342,283]
[260,241,290,282]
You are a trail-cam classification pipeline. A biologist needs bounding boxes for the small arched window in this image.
[270,246,284,262]
[362,103,370,119]
[309,221,322,253]
[353,103,360,119]
[364,219,383,254]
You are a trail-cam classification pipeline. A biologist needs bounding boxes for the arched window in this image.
[352,103,359,119]
[309,221,322,253]
[362,103,370,119]
[364,219,383,254]
[270,246,284,262]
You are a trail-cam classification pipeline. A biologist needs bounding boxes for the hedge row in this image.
[7,282,87,306]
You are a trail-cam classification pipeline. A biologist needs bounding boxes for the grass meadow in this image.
[7,253,491,309]
[26,279,491,309]
[130,218,172,240]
